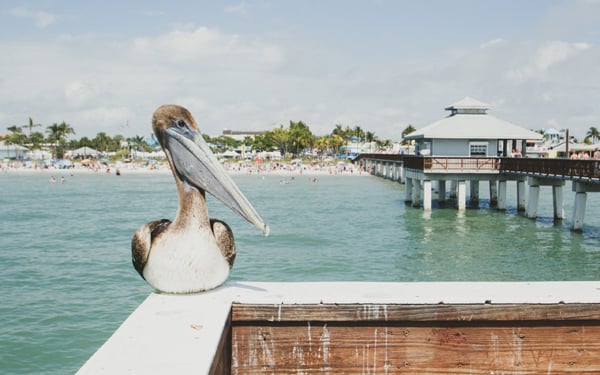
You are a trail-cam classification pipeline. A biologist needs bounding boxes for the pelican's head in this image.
[152,104,269,235]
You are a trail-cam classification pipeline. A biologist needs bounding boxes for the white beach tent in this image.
[71,146,101,158]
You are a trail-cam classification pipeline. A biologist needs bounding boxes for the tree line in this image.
[3,118,157,159]
[205,121,406,157]
[3,117,407,159]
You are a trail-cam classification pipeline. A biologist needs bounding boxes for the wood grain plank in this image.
[232,303,600,323]
[232,324,600,373]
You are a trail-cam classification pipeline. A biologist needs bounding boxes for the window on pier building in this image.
[469,142,488,156]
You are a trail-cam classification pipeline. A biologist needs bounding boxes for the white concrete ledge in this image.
[77,281,600,374]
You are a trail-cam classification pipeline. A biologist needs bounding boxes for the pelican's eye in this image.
[175,119,187,128]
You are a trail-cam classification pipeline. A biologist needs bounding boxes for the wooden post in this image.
[412,179,421,208]
[572,182,587,231]
[526,177,540,219]
[517,180,526,212]
[497,180,507,210]
[489,180,498,207]
[553,184,564,220]
[423,180,432,211]
[469,180,479,207]
[449,180,457,199]
[438,180,446,206]
[457,180,466,211]
[399,163,405,184]
[405,178,413,204]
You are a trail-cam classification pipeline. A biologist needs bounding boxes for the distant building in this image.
[404,97,543,157]
[0,141,28,159]
[221,129,265,142]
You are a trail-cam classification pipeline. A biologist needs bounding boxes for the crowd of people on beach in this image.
[1,159,366,177]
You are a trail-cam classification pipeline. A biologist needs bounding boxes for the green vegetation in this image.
[3,117,402,160]
[585,126,600,144]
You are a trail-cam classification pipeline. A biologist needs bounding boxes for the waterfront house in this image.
[404,97,542,157]
[0,141,28,159]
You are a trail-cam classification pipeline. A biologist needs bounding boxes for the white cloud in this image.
[224,2,249,15]
[75,106,135,135]
[535,41,590,71]
[173,97,208,115]
[506,41,591,83]
[132,26,284,67]
[480,38,506,49]
[9,7,56,28]
[2,2,600,143]
[64,81,95,108]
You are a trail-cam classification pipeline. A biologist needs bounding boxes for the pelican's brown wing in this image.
[131,219,171,279]
[210,219,236,268]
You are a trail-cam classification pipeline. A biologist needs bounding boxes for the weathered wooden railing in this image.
[501,157,600,179]
[425,156,500,171]
[355,154,600,180]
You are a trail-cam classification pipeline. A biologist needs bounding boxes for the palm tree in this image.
[21,117,41,137]
[332,124,351,151]
[272,126,290,156]
[242,136,254,158]
[329,134,344,156]
[92,132,112,153]
[586,126,600,144]
[46,122,75,158]
[28,132,45,150]
[401,124,416,145]
[6,125,27,159]
[365,131,376,152]
[353,125,365,142]
[314,136,330,157]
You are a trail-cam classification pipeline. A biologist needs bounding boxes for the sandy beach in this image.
[0,160,367,177]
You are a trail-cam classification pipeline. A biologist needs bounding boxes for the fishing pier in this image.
[352,97,600,231]
[355,154,600,231]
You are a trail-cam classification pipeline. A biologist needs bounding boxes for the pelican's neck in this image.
[173,180,210,229]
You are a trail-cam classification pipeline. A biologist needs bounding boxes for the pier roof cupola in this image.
[445,97,491,115]
[404,96,542,141]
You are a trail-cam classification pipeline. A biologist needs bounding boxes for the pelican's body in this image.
[132,105,268,294]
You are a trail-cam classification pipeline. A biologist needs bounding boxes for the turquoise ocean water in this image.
[1,171,600,373]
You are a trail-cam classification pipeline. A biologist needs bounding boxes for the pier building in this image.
[401,97,542,213]
[354,98,600,231]
[406,97,541,158]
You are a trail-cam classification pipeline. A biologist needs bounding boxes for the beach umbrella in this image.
[56,159,73,168]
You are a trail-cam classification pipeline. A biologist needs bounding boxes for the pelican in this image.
[131,105,269,294]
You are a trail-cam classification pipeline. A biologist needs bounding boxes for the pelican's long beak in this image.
[164,126,269,236]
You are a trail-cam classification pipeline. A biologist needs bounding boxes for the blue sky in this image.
[1,1,599,140]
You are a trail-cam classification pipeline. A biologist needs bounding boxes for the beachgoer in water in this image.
[50,176,56,183]
[61,176,65,184]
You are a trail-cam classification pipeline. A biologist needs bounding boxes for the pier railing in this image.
[355,154,600,180]
[500,157,600,179]
[401,155,500,172]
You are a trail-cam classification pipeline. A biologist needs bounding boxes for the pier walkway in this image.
[354,154,600,231]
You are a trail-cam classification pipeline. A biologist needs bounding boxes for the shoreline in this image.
[0,161,368,177]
